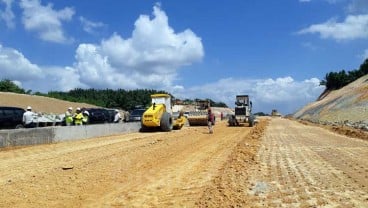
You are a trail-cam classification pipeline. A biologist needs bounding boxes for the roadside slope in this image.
[294,74,368,124]
[0,92,98,114]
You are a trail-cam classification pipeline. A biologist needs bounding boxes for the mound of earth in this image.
[0,92,98,114]
[293,74,368,126]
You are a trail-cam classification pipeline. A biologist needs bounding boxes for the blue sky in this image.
[1,0,368,114]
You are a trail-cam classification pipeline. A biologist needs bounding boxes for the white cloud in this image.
[0,44,43,80]
[298,14,368,40]
[0,5,204,92]
[79,16,105,34]
[173,77,324,115]
[19,0,74,43]
[0,43,86,92]
[0,0,15,28]
[74,4,204,90]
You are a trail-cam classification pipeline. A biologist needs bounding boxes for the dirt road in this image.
[1,118,367,207]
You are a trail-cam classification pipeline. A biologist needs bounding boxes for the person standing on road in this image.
[73,107,84,125]
[65,107,74,126]
[82,110,89,125]
[113,109,122,123]
[207,108,214,134]
[23,106,36,128]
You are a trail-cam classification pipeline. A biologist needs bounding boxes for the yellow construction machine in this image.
[141,94,186,131]
[186,99,215,126]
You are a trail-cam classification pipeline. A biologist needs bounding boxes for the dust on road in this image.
[1,118,367,207]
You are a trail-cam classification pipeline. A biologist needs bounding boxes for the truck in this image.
[228,95,255,127]
[141,94,186,131]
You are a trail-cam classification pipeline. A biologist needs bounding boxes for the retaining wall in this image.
[0,122,141,148]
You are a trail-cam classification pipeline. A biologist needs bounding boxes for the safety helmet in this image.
[68,107,73,110]
[27,106,32,110]
[83,111,89,116]
[76,107,81,111]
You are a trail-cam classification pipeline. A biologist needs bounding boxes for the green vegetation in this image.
[254,112,269,116]
[0,79,25,94]
[320,58,368,90]
[0,80,227,110]
[45,88,167,110]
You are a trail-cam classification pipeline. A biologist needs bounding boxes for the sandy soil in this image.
[1,118,367,207]
[0,92,97,114]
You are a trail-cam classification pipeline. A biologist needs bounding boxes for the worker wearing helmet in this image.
[113,109,122,123]
[65,107,74,126]
[23,106,36,128]
[82,110,89,125]
[73,107,84,125]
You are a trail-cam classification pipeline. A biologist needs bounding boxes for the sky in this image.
[1,0,368,114]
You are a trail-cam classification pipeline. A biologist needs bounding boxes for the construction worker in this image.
[113,109,122,123]
[82,110,89,124]
[65,107,74,126]
[23,106,36,128]
[207,108,214,134]
[73,107,84,125]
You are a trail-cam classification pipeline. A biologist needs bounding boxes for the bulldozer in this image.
[186,99,215,126]
[228,95,255,127]
[141,94,186,131]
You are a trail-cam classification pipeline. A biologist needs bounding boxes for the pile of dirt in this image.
[195,118,269,207]
[293,74,368,128]
[0,92,98,114]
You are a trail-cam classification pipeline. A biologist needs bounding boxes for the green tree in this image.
[0,79,25,94]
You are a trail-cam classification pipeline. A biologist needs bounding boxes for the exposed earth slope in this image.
[294,74,368,124]
[0,92,97,114]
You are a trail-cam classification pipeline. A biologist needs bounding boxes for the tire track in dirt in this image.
[0,121,254,207]
[246,118,368,207]
[92,122,253,207]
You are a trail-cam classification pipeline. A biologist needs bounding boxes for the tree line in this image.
[0,80,227,110]
[320,58,368,90]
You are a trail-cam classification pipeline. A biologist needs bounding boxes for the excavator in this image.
[141,94,186,131]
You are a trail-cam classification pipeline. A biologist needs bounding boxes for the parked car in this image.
[83,108,111,124]
[0,106,25,129]
[105,109,117,123]
[128,108,146,122]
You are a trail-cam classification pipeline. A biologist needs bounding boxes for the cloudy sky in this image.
[1,0,368,114]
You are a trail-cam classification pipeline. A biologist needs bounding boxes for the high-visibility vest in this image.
[74,113,84,125]
[82,115,89,124]
[65,112,73,124]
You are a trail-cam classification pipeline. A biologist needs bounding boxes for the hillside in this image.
[0,92,98,114]
[293,74,368,127]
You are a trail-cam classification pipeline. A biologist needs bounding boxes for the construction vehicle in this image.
[141,94,186,131]
[186,99,215,126]
[271,109,281,117]
[228,95,255,127]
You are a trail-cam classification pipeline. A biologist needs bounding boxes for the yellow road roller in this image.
[141,94,186,131]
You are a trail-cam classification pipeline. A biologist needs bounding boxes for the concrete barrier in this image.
[0,122,141,148]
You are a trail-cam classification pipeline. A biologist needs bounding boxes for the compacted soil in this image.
[1,118,367,207]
